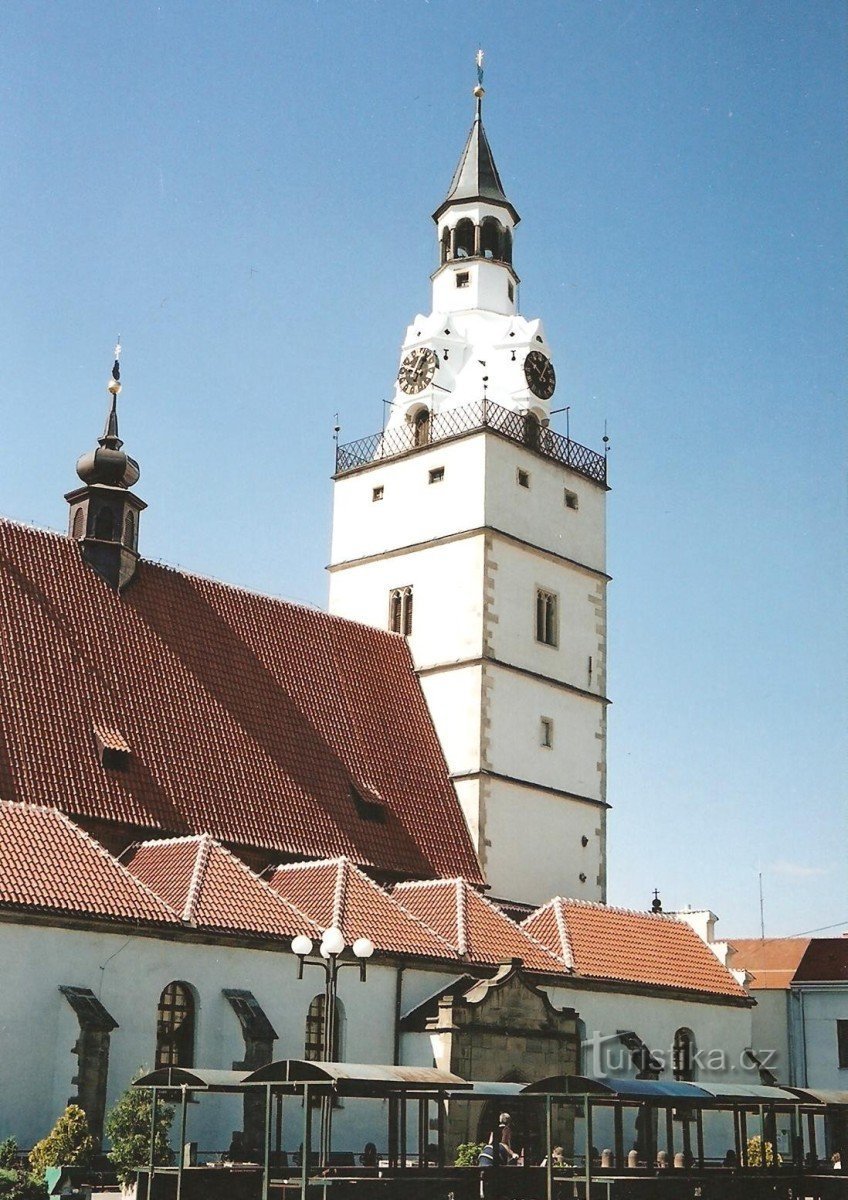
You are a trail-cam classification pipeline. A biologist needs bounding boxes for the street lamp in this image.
[291,928,375,1165]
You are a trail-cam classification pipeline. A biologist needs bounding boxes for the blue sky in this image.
[1,1,844,939]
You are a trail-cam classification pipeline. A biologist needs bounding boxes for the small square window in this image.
[372,486,384,502]
[564,489,579,510]
[517,469,530,489]
[535,588,559,647]
[540,717,554,748]
[456,271,469,288]
[429,467,445,484]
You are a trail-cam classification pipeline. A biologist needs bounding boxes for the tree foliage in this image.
[454,1142,484,1167]
[747,1134,782,1167]
[0,1167,44,1200]
[0,1143,18,1172]
[28,1107,94,1177]
[104,1077,174,1186]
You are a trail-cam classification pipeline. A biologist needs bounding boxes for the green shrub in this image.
[0,1142,18,1171]
[454,1142,484,1167]
[746,1134,782,1167]
[104,1076,174,1186]
[0,1166,46,1198]
[28,1107,94,1177]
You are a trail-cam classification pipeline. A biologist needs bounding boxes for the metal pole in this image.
[545,1094,553,1200]
[146,1087,158,1200]
[584,1096,592,1196]
[695,1109,705,1168]
[399,1096,407,1170]
[263,1084,272,1200]
[175,1087,188,1200]
[301,1084,311,1200]
[437,1092,445,1170]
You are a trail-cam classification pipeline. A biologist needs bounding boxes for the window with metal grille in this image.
[304,994,341,1062]
[672,1028,696,1081]
[155,981,195,1069]
[535,589,558,647]
[389,587,413,636]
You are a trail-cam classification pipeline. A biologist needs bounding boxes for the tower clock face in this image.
[398,347,437,395]
[524,350,556,400]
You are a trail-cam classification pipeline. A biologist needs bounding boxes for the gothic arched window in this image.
[454,218,475,259]
[480,216,504,260]
[523,412,541,450]
[155,981,196,1069]
[123,510,136,549]
[672,1028,696,1081]
[94,506,115,541]
[440,227,451,265]
[389,587,413,637]
[72,508,85,540]
[304,993,341,1062]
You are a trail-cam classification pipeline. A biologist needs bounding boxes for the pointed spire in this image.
[433,52,519,224]
[75,341,140,488]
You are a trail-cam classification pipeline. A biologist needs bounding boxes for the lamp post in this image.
[291,928,375,1167]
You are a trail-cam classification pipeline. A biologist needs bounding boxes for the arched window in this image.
[72,508,85,540]
[480,216,504,260]
[412,407,430,447]
[123,509,136,548]
[523,412,541,450]
[672,1028,696,1081]
[454,218,475,259]
[304,993,342,1062]
[502,228,513,265]
[440,227,451,265]
[155,981,196,1069]
[388,587,413,636]
[93,506,115,541]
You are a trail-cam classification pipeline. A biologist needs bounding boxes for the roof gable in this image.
[728,938,812,989]
[394,879,568,974]
[0,519,482,884]
[524,898,748,999]
[0,801,179,926]
[124,835,317,939]
[268,858,457,959]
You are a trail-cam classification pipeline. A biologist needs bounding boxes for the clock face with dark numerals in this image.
[524,350,556,400]
[398,347,437,395]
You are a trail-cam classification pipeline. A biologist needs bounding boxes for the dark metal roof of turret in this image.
[433,101,520,225]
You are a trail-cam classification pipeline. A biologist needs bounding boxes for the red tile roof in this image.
[524,898,748,998]
[268,858,458,959]
[394,879,569,973]
[0,519,482,883]
[0,800,179,925]
[124,835,318,939]
[729,938,813,989]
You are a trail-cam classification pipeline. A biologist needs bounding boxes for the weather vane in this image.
[108,338,122,396]
[474,49,485,114]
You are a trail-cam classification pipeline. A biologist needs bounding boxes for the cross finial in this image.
[651,889,663,914]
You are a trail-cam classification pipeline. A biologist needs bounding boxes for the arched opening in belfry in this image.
[123,509,136,549]
[503,227,513,264]
[412,407,431,447]
[93,506,115,541]
[72,508,85,540]
[480,216,504,261]
[440,227,451,265]
[454,218,475,259]
[523,411,541,450]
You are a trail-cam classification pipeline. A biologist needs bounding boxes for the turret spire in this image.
[65,342,146,590]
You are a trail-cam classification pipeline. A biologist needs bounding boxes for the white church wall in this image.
[483,436,606,574]
[330,435,487,568]
[418,667,483,776]
[481,778,604,905]
[790,984,848,1089]
[749,989,792,1083]
[485,670,604,801]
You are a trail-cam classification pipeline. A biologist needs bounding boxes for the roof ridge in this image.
[133,833,205,850]
[394,876,459,892]
[270,857,347,877]
[182,833,212,923]
[10,801,182,921]
[332,858,347,929]
[469,883,568,969]
[456,879,468,956]
[341,860,461,958]
[550,895,690,924]
[552,896,575,970]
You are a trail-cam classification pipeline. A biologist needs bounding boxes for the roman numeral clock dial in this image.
[398,347,437,395]
[524,350,556,400]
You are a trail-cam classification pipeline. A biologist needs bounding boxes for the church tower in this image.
[328,69,609,907]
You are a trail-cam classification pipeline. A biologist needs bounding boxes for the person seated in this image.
[540,1146,564,1167]
[722,1149,738,1168]
[226,1131,245,1162]
[478,1139,518,1167]
[359,1143,378,1175]
[656,1150,669,1169]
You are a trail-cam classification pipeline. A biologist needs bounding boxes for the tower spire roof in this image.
[433,53,519,224]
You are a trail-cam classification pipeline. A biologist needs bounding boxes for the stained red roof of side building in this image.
[0,800,179,926]
[523,898,749,999]
[0,519,483,884]
[268,857,458,960]
[394,878,569,974]
[124,835,318,940]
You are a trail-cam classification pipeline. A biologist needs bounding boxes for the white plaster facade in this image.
[0,919,753,1160]
[329,117,608,907]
